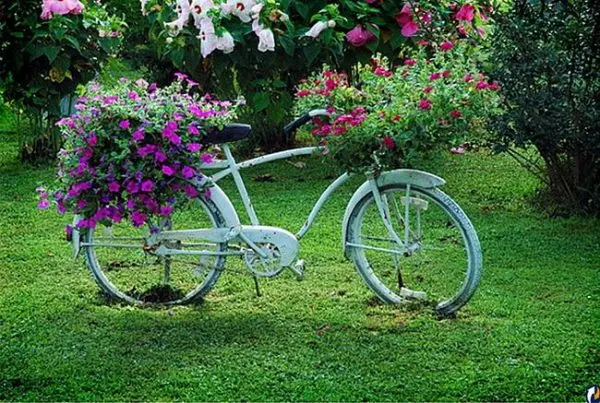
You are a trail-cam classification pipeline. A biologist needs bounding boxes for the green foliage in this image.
[0,0,125,162]
[488,0,600,214]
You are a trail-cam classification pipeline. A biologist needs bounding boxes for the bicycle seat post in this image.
[221,144,260,226]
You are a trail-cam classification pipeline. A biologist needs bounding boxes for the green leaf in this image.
[251,91,270,112]
[279,34,295,57]
[302,42,322,67]
[28,45,61,64]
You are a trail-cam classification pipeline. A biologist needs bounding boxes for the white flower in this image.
[140,0,148,16]
[164,0,191,36]
[198,18,218,57]
[216,31,235,54]
[221,0,256,23]
[190,0,216,28]
[256,28,275,52]
[250,3,263,20]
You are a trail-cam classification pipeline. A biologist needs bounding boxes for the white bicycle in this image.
[70,110,482,316]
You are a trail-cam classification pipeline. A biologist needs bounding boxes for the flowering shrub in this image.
[294,41,502,172]
[37,75,242,229]
[140,0,496,149]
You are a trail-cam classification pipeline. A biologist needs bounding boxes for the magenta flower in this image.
[456,4,475,21]
[119,120,131,129]
[382,136,396,150]
[160,205,174,217]
[37,199,50,210]
[450,110,463,118]
[162,165,176,176]
[419,99,433,110]
[201,154,214,165]
[189,125,200,135]
[440,41,454,51]
[141,180,154,192]
[429,72,441,81]
[346,25,376,47]
[132,129,145,142]
[108,182,121,192]
[187,143,202,152]
[155,151,168,163]
[404,58,417,66]
[181,166,195,179]
[184,185,199,198]
[131,211,147,227]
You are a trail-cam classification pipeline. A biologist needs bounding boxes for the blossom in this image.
[41,0,84,19]
[201,153,214,164]
[395,3,419,37]
[440,41,454,51]
[404,58,417,66]
[141,180,154,192]
[419,99,432,110]
[456,4,475,21]
[132,129,145,142]
[184,185,199,198]
[256,27,276,52]
[165,0,191,36]
[119,120,131,129]
[401,21,419,37]
[162,165,176,176]
[189,125,200,135]
[160,205,174,217]
[131,211,147,227]
[37,199,50,210]
[222,0,256,22]
[429,72,441,81]
[423,86,433,94]
[346,25,376,47]
[182,166,195,179]
[450,110,463,118]
[198,18,218,57]
[382,136,396,150]
[442,70,452,78]
[108,182,121,193]
[187,143,202,152]
[305,20,336,38]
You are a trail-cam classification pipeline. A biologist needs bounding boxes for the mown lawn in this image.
[0,118,598,400]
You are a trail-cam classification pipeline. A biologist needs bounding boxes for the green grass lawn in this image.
[0,122,599,400]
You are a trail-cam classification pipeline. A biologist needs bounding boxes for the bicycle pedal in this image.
[289,259,305,281]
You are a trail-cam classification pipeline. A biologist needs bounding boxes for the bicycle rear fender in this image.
[341,169,445,257]
[71,183,241,259]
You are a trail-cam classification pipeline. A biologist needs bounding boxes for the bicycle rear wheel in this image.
[346,183,481,316]
[82,196,227,306]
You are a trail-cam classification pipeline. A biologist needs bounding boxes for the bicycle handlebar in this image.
[283,109,332,136]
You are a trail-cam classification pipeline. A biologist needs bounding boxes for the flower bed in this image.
[294,41,502,172]
[38,75,242,229]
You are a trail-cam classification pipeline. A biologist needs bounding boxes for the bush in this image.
[294,41,501,172]
[488,0,600,214]
[0,0,125,161]
[141,0,494,150]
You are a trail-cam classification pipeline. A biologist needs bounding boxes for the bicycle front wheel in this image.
[82,196,227,306]
[346,183,481,316]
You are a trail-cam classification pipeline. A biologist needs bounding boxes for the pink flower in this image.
[37,199,50,210]
[184,185,199,198]
[296,89,311,97]
[476,81,489,90]
[450,110,463,118]
[187,143,202,152]
[429,72,441,81]
[456,4,475,21]
[131,211,147,227]
[162,165,176,176]
[41,0,84,19]
[423,86,433,94]
[419,99,432,110]
[201,153,214,164]
[188,125,200,135]
[108,182,121,193]
[401,21,419,37]
[141,180,154,192]
[132,129,145,142]
[119,120,130,129]
[442,70,452,78]
[440,41,454,51]
[346,25,376,47]
[450,146,466,155]
[181,166,195,179]
[395,3,413,26]
[382,136,396,150]
[160,205,174,217]
[464,74,474,82]
[404,58,417,66]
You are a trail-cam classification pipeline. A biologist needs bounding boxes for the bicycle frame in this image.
[200,144,351,240]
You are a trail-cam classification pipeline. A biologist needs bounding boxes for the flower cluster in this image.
[294,40,502,172]
[41,0,84,20]
[152,0,287,57]
[39,75,242,230]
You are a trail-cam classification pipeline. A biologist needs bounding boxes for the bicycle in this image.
[70,109,482,316]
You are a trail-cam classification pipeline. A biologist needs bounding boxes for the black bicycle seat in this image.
[202,124,252,144]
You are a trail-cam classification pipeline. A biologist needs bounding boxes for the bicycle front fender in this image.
[341,169,446,257]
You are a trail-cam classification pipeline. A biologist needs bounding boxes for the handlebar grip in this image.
[283,113,312,135]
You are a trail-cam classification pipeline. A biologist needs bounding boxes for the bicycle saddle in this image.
[202,124,252,144]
